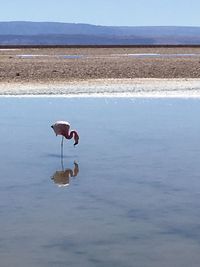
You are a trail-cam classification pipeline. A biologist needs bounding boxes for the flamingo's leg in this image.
[61,136,64,170]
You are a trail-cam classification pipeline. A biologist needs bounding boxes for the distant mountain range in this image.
[0,21,200,45]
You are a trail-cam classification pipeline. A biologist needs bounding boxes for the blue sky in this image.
[1,0,200,26]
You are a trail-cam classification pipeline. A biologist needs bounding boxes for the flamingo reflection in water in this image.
[51,161,79,187]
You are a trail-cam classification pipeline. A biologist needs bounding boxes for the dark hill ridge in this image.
[0,21,118,35]
[0,34,155,45]
[0,21,200,45]
[1,22,200,36]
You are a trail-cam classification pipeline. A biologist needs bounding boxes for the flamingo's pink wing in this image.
[52,121,70,137]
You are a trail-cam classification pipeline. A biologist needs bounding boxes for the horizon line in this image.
[0,21,200,28]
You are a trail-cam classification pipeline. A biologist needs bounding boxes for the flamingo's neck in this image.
[65,130,79,145]
[65,130,74,140]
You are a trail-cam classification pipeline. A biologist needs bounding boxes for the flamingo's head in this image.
[51,125,56,133]
[74,131,79,147]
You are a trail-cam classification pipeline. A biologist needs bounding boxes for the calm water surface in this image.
[128,53,200,58]
[16,54,83,59]
[0,98,200,267]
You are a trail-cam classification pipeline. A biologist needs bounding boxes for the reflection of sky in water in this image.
[16,53,200,60]
[16,54,83,59]
[1,98,200,266]
[128,53,200,58]
[60,55,83,59]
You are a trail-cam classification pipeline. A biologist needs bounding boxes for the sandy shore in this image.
[1,47,200,96]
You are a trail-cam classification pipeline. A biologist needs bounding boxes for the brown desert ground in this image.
[1,46,200,83]
[1,46,200,96]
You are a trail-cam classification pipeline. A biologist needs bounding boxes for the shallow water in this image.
[1,97,200,267]
[15,53,200,60]
[16,54,83,59]
[128,53,200,58]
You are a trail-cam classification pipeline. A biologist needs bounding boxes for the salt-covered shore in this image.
[1,47,200,97]
[1,78,200,97]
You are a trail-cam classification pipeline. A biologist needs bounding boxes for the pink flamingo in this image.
[51,121,79,153]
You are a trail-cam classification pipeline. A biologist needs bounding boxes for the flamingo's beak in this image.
[74,134,79,147]
[74,141,78,147]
